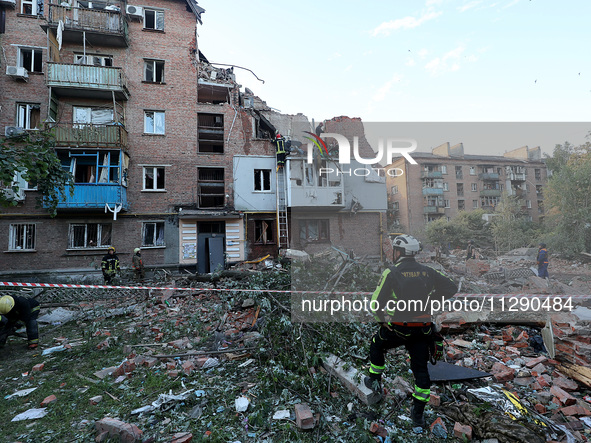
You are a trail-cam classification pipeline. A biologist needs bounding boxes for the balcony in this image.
[50,123,127,149]
[480,189,501,197]
[479,173,499,180]
[421,171,443,179]
[424,206,445,214]
[43,4,129,47]
[422,188,444,196]
[289,187,345,209]
[0,0,16,8]
[509,172,526,181]
[46,63,129,100]
[57,184,127,210]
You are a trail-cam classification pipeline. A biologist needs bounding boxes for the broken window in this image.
[299,219,329,243]
[198,168,224,208]
[458,200,465,210]
[197,113,223,153]
[535,169,541,180]
[144,59,165,83]
[144,111,165,134]
[69,223,111,248]
[73,106,114,126]
[254,169,271,191]
[143,166,165,191]
[455,166,463,179]
[19,47,43,73]
[74,54,113,66]
[21,0,43,15]
[444,199,450,208]
[457,183,464,196]
[144,8,164,30]
[469,166,476,175]
[143,222,165,247]
[16,103,41,130]
[254,220,274,245]
[9,223,35,250]
[60,150,122,184]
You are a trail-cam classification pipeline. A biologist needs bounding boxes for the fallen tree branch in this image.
[153,346,258,359]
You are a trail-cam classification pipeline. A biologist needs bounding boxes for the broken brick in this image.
[494,370,515,383]
[550,386,577,406]
[559,405,591,417]
[114,360,136,377]
[143,357,158,368]
[553,377,578,392]
[97,340,110,350]
[429,394,441,407]
[453,422,472,441]
[430,417,447,435]
[166,362,176,370]
[534,403,547,414]
[40,395,57,407]
[181,361,195,375]
[32,363,44,372]
[294,403,315,429]
[95,417,143,443]
[171,433,193,443]
[168,370,179,378]
[526,355,548,369]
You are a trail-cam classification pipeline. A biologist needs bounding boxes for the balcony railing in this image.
[46,63,130,100]
[422,188,444,196]
[479,172,500,180]
[45,4,129,47]
[509,172,526,181]
[421,171,443,179]
[480,189,501,197]
[424,206,445,214]
[49,123,127,149]
[56,183,127,210]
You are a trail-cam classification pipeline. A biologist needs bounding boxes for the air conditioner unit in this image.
[126,5,143,17]
[3,188,25,202]
[5,126,25,137]
[6,66,28,81]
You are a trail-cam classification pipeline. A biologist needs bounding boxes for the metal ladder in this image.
[276,166,289,250]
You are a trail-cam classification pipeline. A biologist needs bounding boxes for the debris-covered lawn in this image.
[1,255,590,442]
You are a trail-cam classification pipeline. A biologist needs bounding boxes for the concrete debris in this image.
[322,354,382,405]
[95,417,143,443]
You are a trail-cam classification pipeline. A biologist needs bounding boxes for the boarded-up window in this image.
[254,220,274,244]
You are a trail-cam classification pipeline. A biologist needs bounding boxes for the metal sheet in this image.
[428,361,491,382]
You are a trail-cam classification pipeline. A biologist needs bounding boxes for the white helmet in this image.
[392,235,421,256]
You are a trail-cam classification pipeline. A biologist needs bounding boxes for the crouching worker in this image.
[0,295,41,350]
[365,235,457,433]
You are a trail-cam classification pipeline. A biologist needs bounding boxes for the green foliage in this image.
[490,194,542,252]
[0,130,74,217]
[544,140,591,256]
[426,209,490,249]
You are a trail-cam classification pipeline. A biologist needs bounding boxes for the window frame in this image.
[16,103,41,130]
[142,166,166,191]
[391,185,398,194]
[254,219,275,245]
[254,169,272,192]
[21,0,43,15]
[143,59,165,83]
[142,221,165,247]
[471,183,478,192]
[18,47,43,73]
[74,54,113,66]
[198,167,225,208]
[144,8,164,31]
[299,219,330,243]
[144,110,165,135]
[68,223,112,249]
[8,223,36,251]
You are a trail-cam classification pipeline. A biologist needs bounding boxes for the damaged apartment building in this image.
[385,142,548,236]
[0,0,388,279]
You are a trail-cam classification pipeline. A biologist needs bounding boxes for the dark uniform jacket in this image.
[101,254,120,273]
[537,248,549,265]
[1,295,40,342]
[371,258,457,324]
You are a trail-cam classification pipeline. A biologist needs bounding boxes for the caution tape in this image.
[0,281,590,299]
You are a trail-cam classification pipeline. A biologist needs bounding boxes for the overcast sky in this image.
[197,0,591,155]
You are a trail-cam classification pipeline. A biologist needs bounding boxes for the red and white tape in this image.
[0,281,589,299]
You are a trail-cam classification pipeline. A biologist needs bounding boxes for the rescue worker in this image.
[273,133,287,170]
[132,247,145,282]
[101,246,120,284]
[0,295,40,349]
[365,235,458,432]
[315,122,324,137]
[537,243,549,278]
[466,239,476,260]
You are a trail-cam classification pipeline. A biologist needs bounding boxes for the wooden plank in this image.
[558,362,591,388]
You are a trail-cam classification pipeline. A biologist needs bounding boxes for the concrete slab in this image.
[322,354,381,405]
